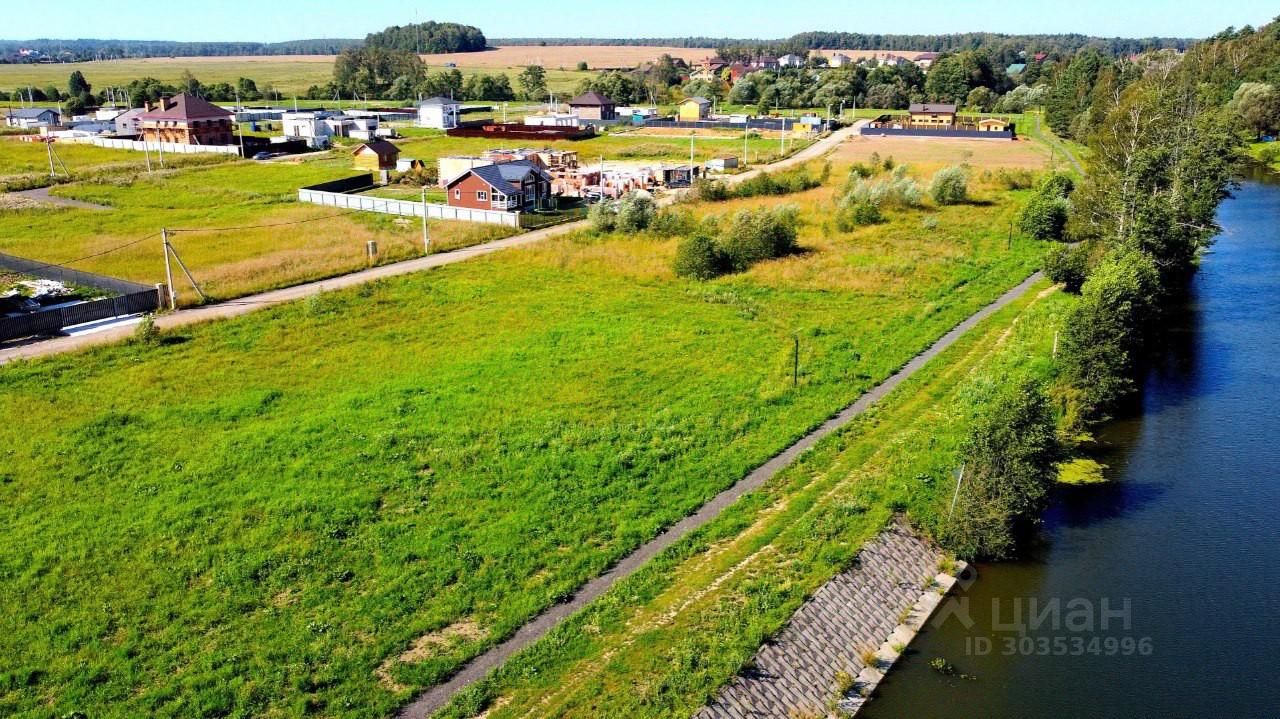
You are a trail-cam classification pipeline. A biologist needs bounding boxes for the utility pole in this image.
[743,122,749,168]
[45,138,56,177]
[421,184,430,254]
[161,228,176,309]
[792,336,800,387]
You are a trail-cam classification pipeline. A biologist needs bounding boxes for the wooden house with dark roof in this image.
[445,160,553,212]
[567,91,617,121]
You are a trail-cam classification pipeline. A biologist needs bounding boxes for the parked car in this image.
[252,151,273,160]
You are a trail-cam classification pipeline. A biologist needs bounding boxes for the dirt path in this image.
[394,269,1044,719]
[0,127,854,366]
[9,186,111,210]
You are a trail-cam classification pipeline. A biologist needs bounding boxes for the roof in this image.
[7,108,58,118]
[567,91,616,106]
[139,94,233,121]
[114,107,146,121]
[419,96,460,107]
[352,139,400,157]
[448,159,551,191]
[682,96,712,106]
[978,117,1009,125]
[909,103,957,114]
[1006,63,1027,74]
[914,52,940,60]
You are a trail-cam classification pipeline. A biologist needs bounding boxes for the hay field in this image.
[420,45,716,68]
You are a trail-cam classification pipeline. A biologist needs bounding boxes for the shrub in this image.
[690,177,728,202]
[1037,172,1075,199]
[649,208,696,237]
[837,201,882,231]
[673,233,725,280]
[587,200,618,232]
[1019,194,1071,241]
[133,314,161,346]
[882,155,895,171]
[616,190,656,232]
[848,162,874,179]
[841,173,922,210]
[1042,243,1089,292]
[921,215,939,230]
[929,166,969,205]
[940,377,1059,559]
[720,205,799,271]
[995,168,1035,190]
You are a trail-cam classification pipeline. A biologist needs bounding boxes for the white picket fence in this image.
[58,135,241,155]
[297,188,520,227]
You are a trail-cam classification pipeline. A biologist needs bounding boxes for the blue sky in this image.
[3,0,1274,42]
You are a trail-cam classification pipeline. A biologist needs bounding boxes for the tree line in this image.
[363,22,486,54]
[0,39,359,63]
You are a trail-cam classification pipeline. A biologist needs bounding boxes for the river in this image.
[864,172,1280,718]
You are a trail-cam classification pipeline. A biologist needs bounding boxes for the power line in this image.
[14,232,160,274]
[166,211,353,234]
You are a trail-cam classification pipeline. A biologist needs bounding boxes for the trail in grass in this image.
[397,269,1045,718]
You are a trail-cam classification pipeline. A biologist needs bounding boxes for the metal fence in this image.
[643,118,808,132]
[0,251,152,295]
[858,127,1015,140]
[298,187,521,227]
[0,289,159,342]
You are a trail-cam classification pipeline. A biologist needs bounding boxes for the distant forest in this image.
[364,22,487,53]
[0,38,360,62]
[494,32,1192,57]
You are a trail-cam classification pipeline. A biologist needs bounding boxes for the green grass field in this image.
[0,58,593,101]
[0,160,1051,717]
[434,281,1071,719]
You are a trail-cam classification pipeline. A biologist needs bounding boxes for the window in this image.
[454,189,461,200]
[477,191,488,201]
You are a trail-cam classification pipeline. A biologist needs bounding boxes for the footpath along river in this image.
[864,169,1280,717]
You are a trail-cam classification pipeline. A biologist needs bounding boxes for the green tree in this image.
[942,378,1059,559]
[965,86,998,112]
[333,47,425,98]
[673,233,725,280]
[924,54,971,103]
[929,165,969,205]
[67,70,91,98]
[1229,82,1280,137]
[178,70,201,97]
[518,65,548,101]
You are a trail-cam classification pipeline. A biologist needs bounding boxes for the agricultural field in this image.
[0,45,704,99]
[0,154,516,304]
[0,136,236,191]
[834,133,1057,169]
[0,157,1055,717]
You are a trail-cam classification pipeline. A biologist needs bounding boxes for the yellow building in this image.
[978,117,1010,132]
[907,103,957,128]
[678,96,712,122]
[352,140,400,171]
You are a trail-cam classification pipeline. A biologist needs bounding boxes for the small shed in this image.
[678,97,712,122]
[396,158,425,172]
[706,155,739,172]
[353,140,400,171]
[978,118,1010,132]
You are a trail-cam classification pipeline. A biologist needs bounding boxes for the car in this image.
[252,151,273,160]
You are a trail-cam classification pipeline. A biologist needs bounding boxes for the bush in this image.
[1019,194,1071,241]
[841,173,922,210]
[837,201,883,230]
[848,162,875,179]
[940,377,1059,559]
[673,233,725,280]
[929,166,969,205]
[1037,172,1075,199]
[690,177,728,202]
[616,190,656,232]
[1042,243,1090,293]
[720,206,799,271]
[995,168,1035,190]
[133,314,161,346]
[587,200,618,232]
[649,208,696,237]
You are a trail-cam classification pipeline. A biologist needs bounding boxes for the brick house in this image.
[137,94,234,145]
[445,160,553,212]
[567,91,617,121]
[907,103,957,128]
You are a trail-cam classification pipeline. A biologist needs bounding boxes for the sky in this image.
[2,0,1274,42]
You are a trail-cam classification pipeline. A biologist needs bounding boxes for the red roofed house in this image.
[138,93,234,145]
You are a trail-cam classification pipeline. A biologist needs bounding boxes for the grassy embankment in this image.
[0,162,1049,718]
[434,281,1071,719]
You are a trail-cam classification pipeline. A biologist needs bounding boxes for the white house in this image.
[417,96,461,129]
[5,108,60,129]
[829,53,853,68]
[778,53,806,68]
[113,108,146,136]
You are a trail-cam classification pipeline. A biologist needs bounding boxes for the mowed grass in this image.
[0,158,1048,717]
[0,156,516,304]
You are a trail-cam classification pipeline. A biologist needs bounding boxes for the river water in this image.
[864,172,1280,718]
